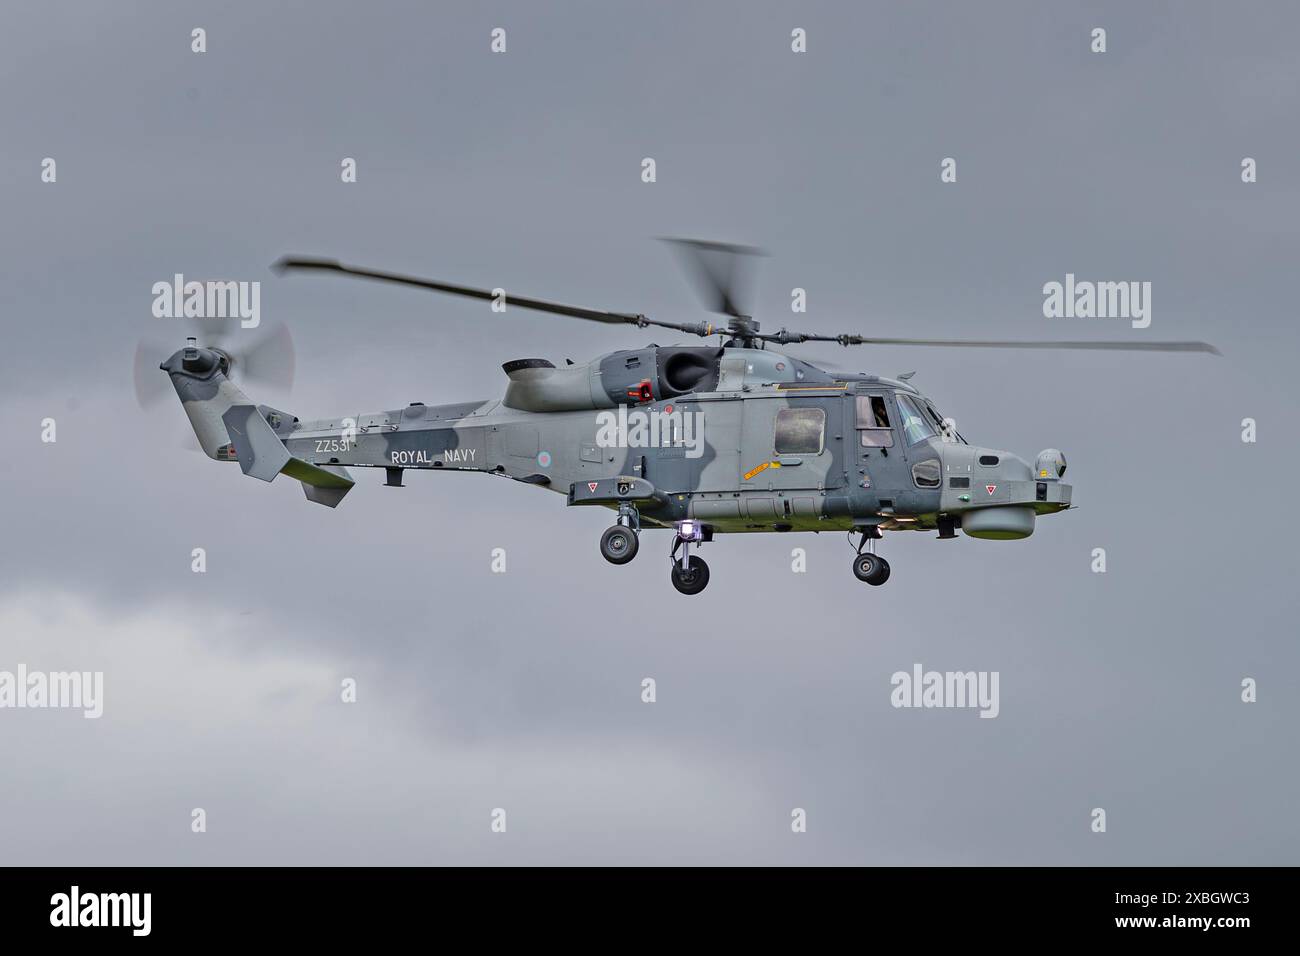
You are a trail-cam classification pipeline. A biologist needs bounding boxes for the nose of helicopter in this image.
[940,444,1071,539]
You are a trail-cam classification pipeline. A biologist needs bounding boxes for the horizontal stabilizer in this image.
[282,458,354,490]
[285,460,354,508]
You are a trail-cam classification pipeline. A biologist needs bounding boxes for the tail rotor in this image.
[133,319,295,411]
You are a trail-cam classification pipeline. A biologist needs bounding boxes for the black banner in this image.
[0,867,1282,942]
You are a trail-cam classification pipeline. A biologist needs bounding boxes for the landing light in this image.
[676,520,703,541]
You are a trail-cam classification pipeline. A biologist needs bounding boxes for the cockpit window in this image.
[896,395,936,445]
[855,395,894,447]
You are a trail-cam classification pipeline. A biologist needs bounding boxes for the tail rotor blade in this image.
[181,316,237,350]
[233,324,295,391]
[136,321,297,415]
[133,341,172,408]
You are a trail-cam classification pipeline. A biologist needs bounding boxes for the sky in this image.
[1,1,1297,865]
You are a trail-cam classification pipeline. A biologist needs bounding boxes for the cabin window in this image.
[896,395,936,445]
[855,395,894,448]
[774,407,825,455]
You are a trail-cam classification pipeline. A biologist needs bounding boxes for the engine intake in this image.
[501,347,724,412]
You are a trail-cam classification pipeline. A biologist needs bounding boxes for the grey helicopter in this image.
[140,239,1219,594]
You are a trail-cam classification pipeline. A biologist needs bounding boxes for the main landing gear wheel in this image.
[670,555,710,595]
[852,553,891,586]
[600,525,639,565]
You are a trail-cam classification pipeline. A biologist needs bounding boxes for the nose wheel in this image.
[851,528,891,586]
[852,552,890,585]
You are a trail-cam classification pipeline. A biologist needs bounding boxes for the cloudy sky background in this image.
[1,1,1297,864]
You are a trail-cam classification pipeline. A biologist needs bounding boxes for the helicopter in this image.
[145,239,1219,595]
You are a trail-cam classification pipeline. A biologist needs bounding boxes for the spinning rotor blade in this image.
[133,322,295,411]
[273,256,715,338]
[133,341,172,408]
[792,335,1221,355]
[657,237,766,318]
[236,323,295,390]
[181,315,233,351]
[272,251,1219,357]
[136,317,239,407]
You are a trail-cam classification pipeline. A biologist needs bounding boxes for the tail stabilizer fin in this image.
[223,404,292,481]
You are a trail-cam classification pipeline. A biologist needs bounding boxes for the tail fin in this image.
[162,345,354,507]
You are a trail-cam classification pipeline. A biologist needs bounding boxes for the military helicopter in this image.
[146,240,1219,594]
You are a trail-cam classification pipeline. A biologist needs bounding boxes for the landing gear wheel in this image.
[600,525,639,565]
[670,555,710,595]
[853,553,891,586]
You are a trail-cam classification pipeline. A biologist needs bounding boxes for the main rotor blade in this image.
[767,332,1221,355]
[657,237,766,319]
[273,256,713,338]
